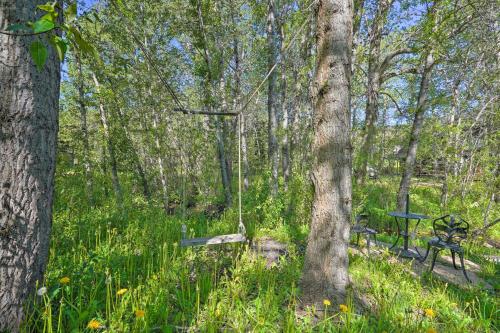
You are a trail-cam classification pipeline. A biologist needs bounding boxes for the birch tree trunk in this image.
[240,114,250,190]
[0,1,60,330]
[267,0,279,196]
[232,34,249,190]
[152,109,169,213]
[358,0,393,183]
[396,52,435,210]
[301,0,353,305]
[196,0,232,206]
[280,19,290,190]
[441,79,460,207]
[217,77,233,207]
[215,116,232,207]
[116,107,150,200]
[76,53,94,206]
[92,73,124,209]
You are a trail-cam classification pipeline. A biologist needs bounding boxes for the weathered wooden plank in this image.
[180,233,246,247]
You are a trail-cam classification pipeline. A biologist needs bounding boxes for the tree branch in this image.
[379,91,404,115]
[471,218,500,238]
[381,66,419,82]
[380,48,414,72]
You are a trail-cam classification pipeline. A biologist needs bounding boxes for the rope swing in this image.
[180,112,246,247]
[110,0,312,246]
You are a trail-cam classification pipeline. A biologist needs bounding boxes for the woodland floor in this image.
[254,236,495,299]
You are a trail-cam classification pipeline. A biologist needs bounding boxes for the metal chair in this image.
[421,214,471,282]
[352,213,378,255]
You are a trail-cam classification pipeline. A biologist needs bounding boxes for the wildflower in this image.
[37,287,47,296]
[87,319,101,330]
[116,288,128,296]
[323,299,331,307]
[424,308,435,318]
[339,304,349,313]
[215,305,222,317]
[135,309,145,318]
[427,328,437,333]
[59,276,70,284]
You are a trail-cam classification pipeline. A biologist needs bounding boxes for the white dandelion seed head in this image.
[37,287,47,296]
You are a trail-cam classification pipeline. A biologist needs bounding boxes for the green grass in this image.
[22,173,498,332]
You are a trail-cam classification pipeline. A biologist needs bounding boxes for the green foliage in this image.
[21,170,498,332]
[33,18,55,33]
[7,1,96,71]
[29,40,48,71]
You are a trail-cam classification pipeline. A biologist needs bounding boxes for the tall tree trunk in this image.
[92,73,124,209]
[289,65,300,170]
[0,1,60,330]
[75,53,94,206]
[396,53,435,210]
[231,24,249,190]
[116,107,150,200]
[351,0,365,76]
[220,75,233,187]
[152,109,169,213]
[301,0,353,305]
[358,0,393,183]
[217,76,233,206]
[267,0,279,196]
[196,0,232,206]
[240,114,250,190]
[441,79,460,208]
[279,18,290,190]
[378,98,388,171]
[215,116,232,207]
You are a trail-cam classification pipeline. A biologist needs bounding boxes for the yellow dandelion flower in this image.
[339,304,349,313]
[116,288,128,296]
[323,299,331,306]
[87,319,101,330]
[427,328,438,333]
[424,308,435,318]
[135,309,145,318]
[59,276,70,284]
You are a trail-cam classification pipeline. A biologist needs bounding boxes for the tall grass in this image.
[22,173,498,332]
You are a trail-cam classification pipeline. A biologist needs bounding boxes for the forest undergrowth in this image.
[23,173,498,332]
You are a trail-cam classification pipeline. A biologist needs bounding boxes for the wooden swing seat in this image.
[181,233,246,247]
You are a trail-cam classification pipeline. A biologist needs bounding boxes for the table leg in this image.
[403,218,409,251]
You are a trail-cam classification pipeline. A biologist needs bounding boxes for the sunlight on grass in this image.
[23,174,498,332]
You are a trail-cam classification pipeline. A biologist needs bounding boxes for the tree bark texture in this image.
[215,116,232,207]
[440,79,460,208]
[152,110,169,213]
[397,52,435,210]
[232,35,249,190]
[0,1,61,330]
[301,0,353,305]
[267,0,279,196]
[75,53,94,206]
[279,18,290,190]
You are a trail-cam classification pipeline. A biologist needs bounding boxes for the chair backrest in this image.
[432,214,469,244]
[354,213,370,228]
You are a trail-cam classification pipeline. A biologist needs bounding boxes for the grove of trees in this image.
[0,0,498,331]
